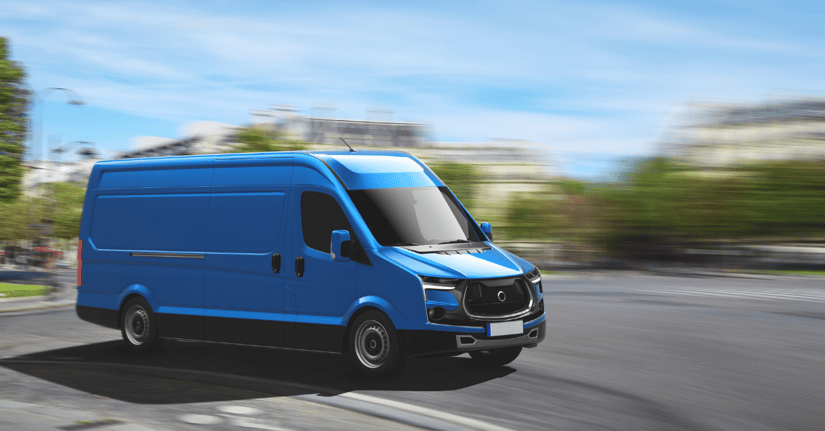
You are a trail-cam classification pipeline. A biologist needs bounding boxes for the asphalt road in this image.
[1,273,824,430]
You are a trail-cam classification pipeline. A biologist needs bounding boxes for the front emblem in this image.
[497,291,507,302]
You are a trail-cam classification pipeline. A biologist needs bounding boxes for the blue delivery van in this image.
[76,150,546,377]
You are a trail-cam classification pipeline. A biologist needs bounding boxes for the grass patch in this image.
[0,283,52,298]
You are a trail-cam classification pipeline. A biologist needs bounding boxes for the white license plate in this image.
[486,320,523,337]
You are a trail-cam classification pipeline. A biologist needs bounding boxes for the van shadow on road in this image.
[0,339,514,404]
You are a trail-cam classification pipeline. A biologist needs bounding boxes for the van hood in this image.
[378,244,528,279]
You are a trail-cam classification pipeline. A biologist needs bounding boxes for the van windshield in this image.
[348,186,481,247]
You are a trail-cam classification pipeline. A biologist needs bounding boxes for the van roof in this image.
[91,150,444,190]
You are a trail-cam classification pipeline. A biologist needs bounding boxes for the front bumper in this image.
[398,319,546,358]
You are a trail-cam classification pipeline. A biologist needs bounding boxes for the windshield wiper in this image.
[390,242,420,246]
[437,239,472,245]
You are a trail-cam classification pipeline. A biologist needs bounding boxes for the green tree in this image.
[0,195,31,241]
[44,182,86,239]
[229,126,308,153]
[0,38,30,203]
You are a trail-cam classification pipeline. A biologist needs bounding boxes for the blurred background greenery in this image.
[3,123,824,269]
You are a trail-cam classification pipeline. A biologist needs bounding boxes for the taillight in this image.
[77,239,83,287]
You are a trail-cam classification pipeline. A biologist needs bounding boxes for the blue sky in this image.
[2,0,824,177]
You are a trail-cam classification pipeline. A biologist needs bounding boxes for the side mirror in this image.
[330,229,352,262]
[480,222,493,241]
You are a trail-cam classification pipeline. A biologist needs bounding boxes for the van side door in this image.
[286,185,359,352]
[203,161,293,347]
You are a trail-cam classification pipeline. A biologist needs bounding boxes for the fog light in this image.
[428,306,446,321]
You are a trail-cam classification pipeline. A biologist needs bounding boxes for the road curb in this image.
[0,298,75,315]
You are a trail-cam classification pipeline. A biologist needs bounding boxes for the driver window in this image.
[301,191,353,253]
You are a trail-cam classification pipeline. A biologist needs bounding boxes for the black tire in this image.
[120,297,163,352]
[347,310,406,378]
[468,346,522,368]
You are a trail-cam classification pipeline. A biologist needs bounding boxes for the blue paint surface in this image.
[77,150,542,353]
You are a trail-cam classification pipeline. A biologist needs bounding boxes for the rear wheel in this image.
[468,346,522,368]
[121,297,163,352]
[347,311,406,378]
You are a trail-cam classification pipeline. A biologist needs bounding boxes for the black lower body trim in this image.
[295,322,342,352]
[76,305,119,330]
[399,320,546,358]
[159,313,205,340]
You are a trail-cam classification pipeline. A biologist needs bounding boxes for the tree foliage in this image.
[43,182,86,240]
[0,195,30,241]
[0,182,85,242]
[0,38,30,203]
[590,158,825,257]
[229,126,308,153]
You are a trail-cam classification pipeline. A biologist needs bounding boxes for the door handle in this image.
[295,256,304,277]
[271,253,281,273]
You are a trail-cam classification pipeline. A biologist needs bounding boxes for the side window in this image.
[301,191,353,253]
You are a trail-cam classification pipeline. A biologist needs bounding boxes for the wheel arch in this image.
[116,284,159,329]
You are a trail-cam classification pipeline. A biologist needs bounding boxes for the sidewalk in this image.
[0,400,153,431]
[0,266,76,314]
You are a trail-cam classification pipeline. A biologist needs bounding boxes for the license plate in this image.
[486,320,523,337]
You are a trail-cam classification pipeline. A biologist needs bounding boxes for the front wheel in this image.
[347,311,406,378]
[121,297,163,352]
[468,346,522,368]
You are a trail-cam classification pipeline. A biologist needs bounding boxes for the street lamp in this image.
[32,87,85,162]
[51,140,96,166]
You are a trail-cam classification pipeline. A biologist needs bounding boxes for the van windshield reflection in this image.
[348,186,480,247]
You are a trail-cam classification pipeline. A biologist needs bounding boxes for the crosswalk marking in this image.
[639,287,825,303]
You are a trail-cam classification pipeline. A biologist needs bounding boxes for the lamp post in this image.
[51,140,96,165]
[32,87,85,162]
[27,88,84,270]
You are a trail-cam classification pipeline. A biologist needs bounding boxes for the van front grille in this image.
[464,278,530,317]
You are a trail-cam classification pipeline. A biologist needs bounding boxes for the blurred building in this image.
[20,108,550,228]
[252,105,429,148]
[668,98,825,166]
[410,142,548,221]
[20,159,98,195]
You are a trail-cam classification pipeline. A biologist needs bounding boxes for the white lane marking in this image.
[223,416,292,430]
[177,414,222,425]
[340,392,516,431]
[216,405,261,415]
[216,405,291,430]
[641,288,825,302]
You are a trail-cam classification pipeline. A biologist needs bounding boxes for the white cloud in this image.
[2,0,824,161]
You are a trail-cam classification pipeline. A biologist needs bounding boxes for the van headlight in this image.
[526,267,542,293]
[419,276,460,291]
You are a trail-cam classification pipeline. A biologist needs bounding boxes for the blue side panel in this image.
[138,167,214,188]
[118,284,161,310]
[212,163,293,187]
[204,161,292,322]
[76,291,119,310]
[97,164,214,190]
[203,253,285,314]
[81,260,204,309]
[90,194,210,252]
[205,193,285,253]
[98,170,140,189]
[353,254,426,330]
